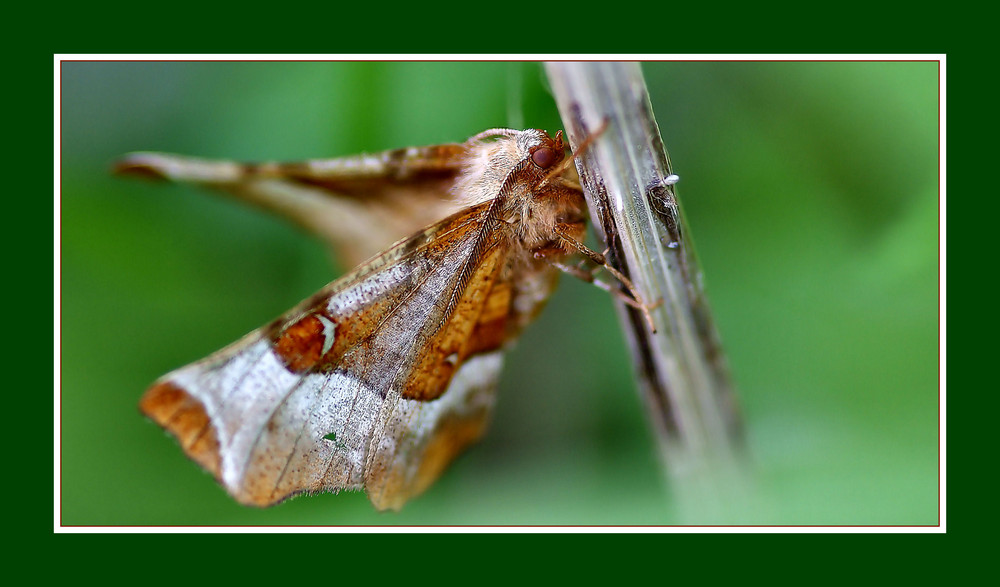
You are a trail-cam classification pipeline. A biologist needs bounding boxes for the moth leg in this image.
[550,224,658,332]
[535,253,649,311]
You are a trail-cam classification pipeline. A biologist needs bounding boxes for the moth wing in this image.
[139,202,515,510]
[114,143,470,268]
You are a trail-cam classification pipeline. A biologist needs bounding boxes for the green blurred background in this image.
[60,61,939,525]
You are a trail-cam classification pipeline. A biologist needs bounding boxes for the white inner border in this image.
[53,54,946,534]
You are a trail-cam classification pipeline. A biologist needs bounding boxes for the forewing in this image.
[114,144,470,268]
[139,202,514,510]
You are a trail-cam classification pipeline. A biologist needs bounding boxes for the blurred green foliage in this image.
[60,61,938,525]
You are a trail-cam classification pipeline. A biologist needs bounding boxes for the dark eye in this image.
[532,147,557,168]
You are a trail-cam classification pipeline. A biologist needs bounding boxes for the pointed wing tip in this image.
[139,381,223,480]
[139,380,309,509]
[112,153,171,181]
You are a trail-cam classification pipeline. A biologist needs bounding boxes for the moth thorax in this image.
[452,136,529,207]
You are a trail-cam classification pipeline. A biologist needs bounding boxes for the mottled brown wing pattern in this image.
[140,202,514,510]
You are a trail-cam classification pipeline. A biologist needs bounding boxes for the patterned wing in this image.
[114,143,470,269]
[139,202,515,510]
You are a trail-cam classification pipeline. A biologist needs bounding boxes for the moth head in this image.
[521,129,583,195]
[453,129,572,207]
[527,130,565,170]
[468,128,565,172]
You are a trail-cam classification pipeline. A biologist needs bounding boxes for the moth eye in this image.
[531,147,557,169]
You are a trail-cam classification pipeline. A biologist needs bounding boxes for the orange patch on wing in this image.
[467,317,507,356]
[139,381,221,478]
[273,314,329,372]
[466,281,511,356]
[412,409,490,500]
[400,249,505,401]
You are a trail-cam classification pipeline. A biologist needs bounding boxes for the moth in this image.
[117,127,649,511]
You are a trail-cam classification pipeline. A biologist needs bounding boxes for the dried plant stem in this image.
[546,62,750,521]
